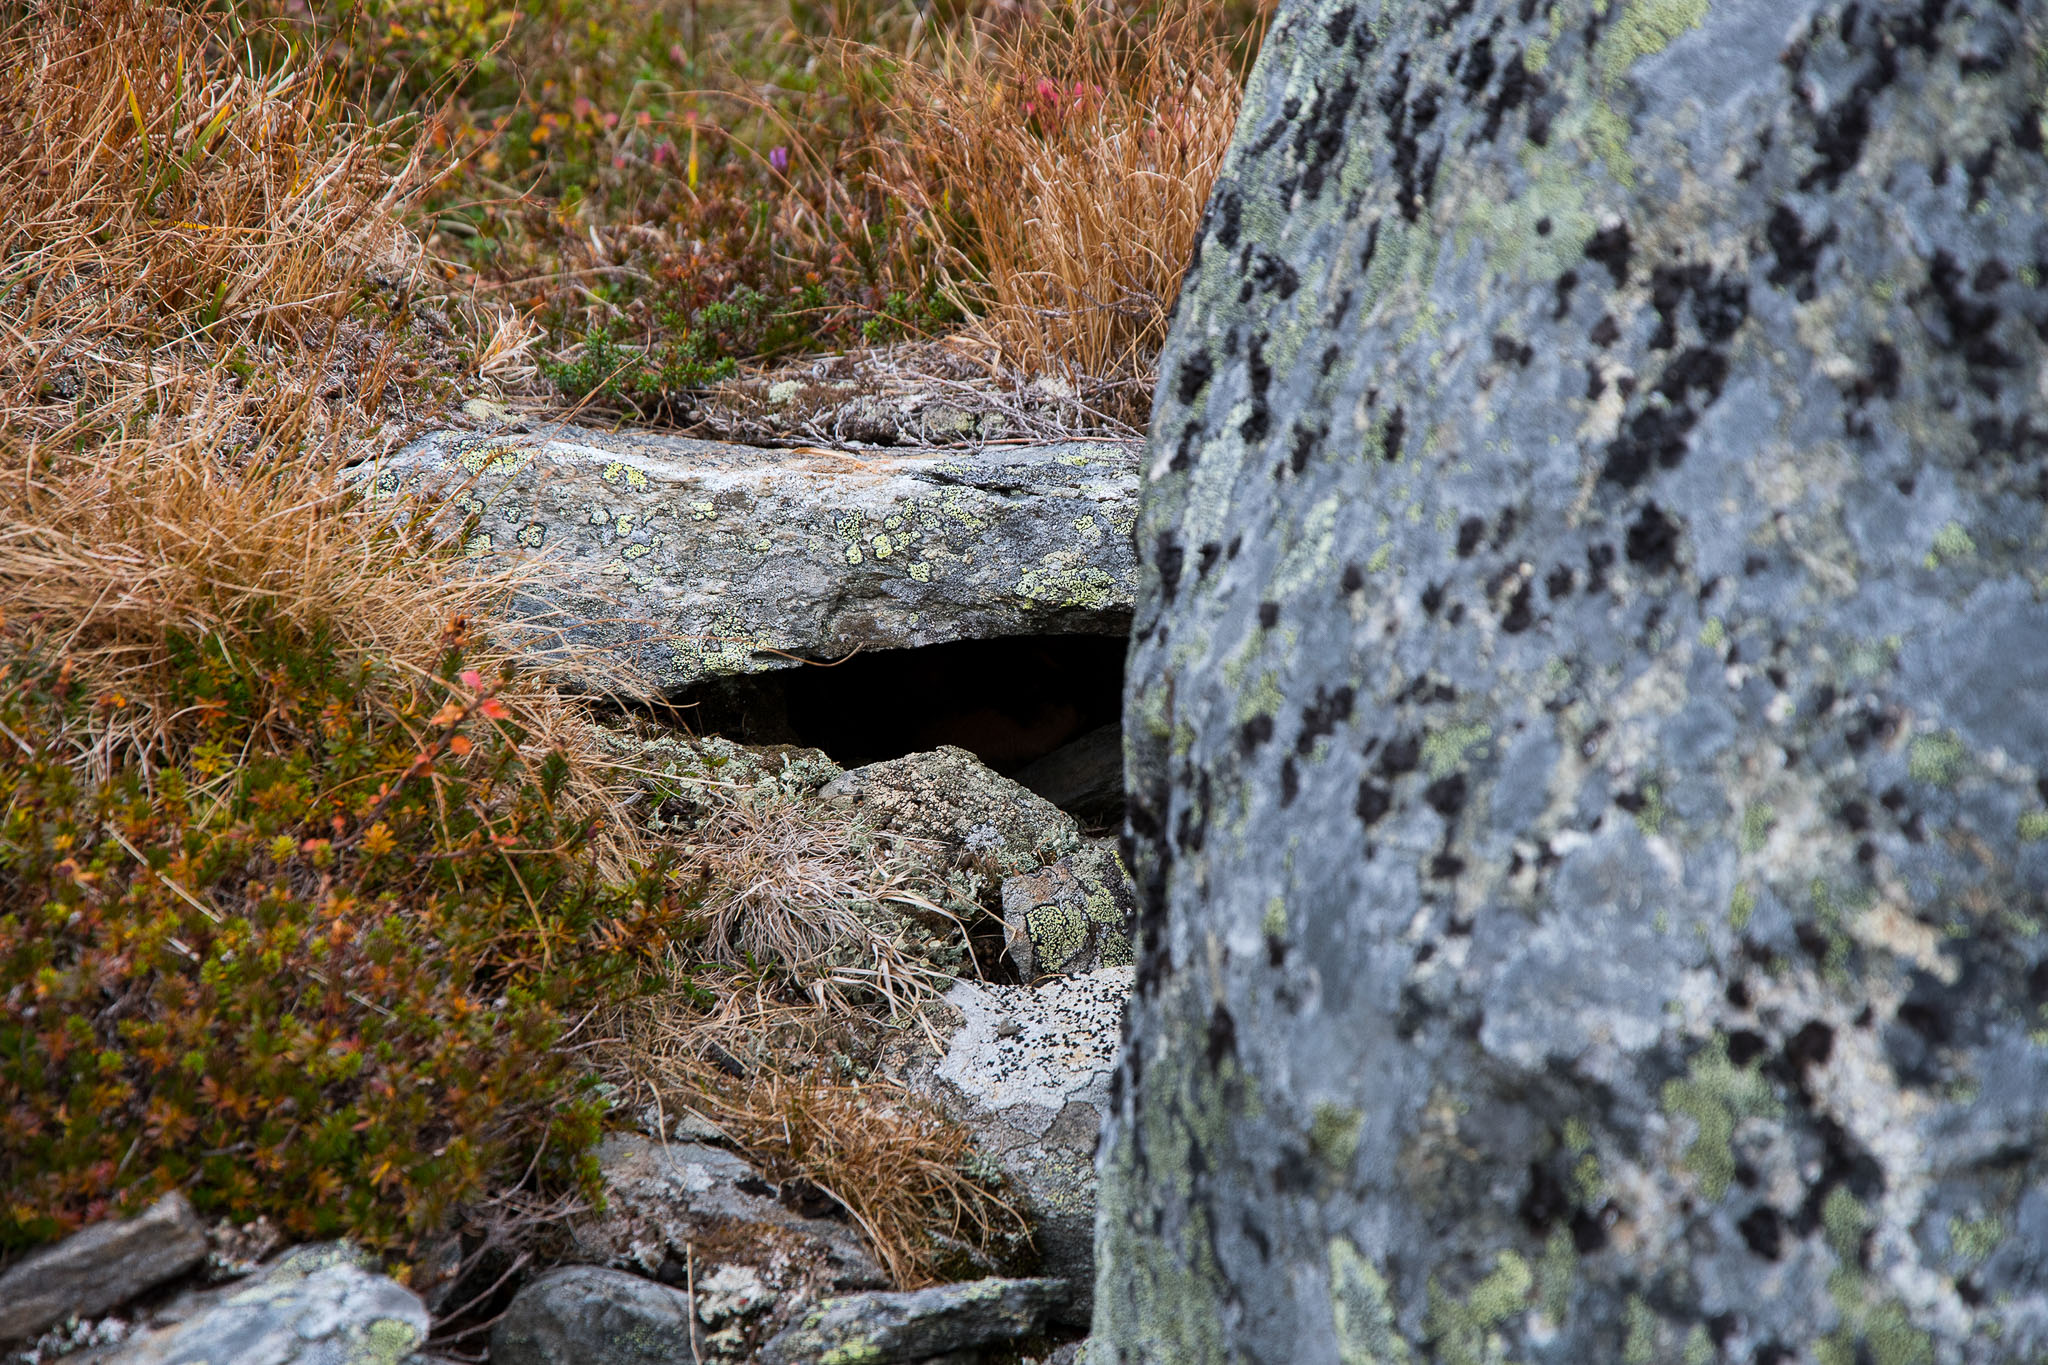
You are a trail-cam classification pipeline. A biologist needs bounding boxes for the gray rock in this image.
[569,1135,885,1296]
[757,1277,1068,1364]
[914,970,1130,1325]
[100,1243,424,1365]
[489,1266,697,1365]
[1000,843,1137,980]
[821,746,1082,880]
[1014,723,1126,829]
[1098,0,2048,1361]
[0,1193,207,1342]
[362,425,1138,696]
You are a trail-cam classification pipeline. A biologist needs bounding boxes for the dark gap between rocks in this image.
[673,633,1128,831]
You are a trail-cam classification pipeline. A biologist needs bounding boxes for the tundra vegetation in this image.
[0,0,1259,1334]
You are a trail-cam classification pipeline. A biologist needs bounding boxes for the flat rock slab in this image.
[758,1276,1068,1364]
[0,1193,206,1342]
[364,425,1140,694]
[97,1243,425,1365]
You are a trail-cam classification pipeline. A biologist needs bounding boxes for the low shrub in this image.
[0,621,685,1251]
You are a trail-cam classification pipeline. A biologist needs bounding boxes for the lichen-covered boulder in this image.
[1002,844,1137,980]
[364,425,1138,695]
[822,746,1084,880]
[490,1267,700,1365]
[1099,1,2048,1361]
[0,1193,207,1343]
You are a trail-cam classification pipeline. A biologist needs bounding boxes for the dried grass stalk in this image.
[867,0,1258,412]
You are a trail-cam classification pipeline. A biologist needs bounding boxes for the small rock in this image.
[99,1243,426,1365]
[570,1135,885,1296]
[490,1266,697,1365]
[693,1263,776,1326]
[821,747,1081,879]
[757,1277,1067,1365]
[1000,843,1136,979]
[898,970,1129,1325]
[0,1193,208,1342]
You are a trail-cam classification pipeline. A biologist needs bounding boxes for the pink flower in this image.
[459,669,485,690]
[769,145,789,173]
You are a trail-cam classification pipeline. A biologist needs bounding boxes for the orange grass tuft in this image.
[866,0,1261,415]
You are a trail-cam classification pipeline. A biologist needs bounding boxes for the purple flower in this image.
[768,145,789,173]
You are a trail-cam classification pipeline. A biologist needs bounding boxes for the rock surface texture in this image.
[366,426,1139,694]
[1100,1,2048,1362]
[0,1193,207,1342]
[1001,844,1138,980]
[916,969,1132,1324]
[99,1243,426,1365]
[756,1276,1068,1364]
[489,1266,701,1365]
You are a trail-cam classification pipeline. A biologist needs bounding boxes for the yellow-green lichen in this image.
[1599,0,1709,89]
[1330,1237,1412,1365]
[1925,521,1976,567]
[1729,883,1757,932]
[1741,802,1775,853]
[1949,1212,2003,1264]
[1908,732,1967,786]
[1422,722,1491,779]
[1622,1294,1661,1364]
[599,459,649,490]
[1662,1035,1780,1200]
[1016,564,1118,610]
[2018,811,2048,842]
[1425,1251,1532,1365]
[1309,1103,1364,1172]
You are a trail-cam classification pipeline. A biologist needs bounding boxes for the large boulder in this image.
[489,1266,700,1365]
[1099,1,2048,1362]
[363,426,1139,695]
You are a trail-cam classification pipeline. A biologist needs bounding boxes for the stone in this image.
[0,1193,208,1342]
[821,746,1082,880]
[1098,0,2048,1361]
[1000,843,1137,980]
[1013,723,1126,829]
[903,969,1129,1326]
[757,1277,1068,1364]
[99,1243,425,1365]
[569,1134,885,1299]
[362,425,1138,696]
[489,1266,698,1365]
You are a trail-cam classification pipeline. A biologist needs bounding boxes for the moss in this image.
[1330,1237,1413,1364]
[1661,1035,1779,1200]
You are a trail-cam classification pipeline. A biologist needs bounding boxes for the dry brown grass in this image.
[867,0,1258,414]
[611,989,1029,1288]
[0,0,635,860]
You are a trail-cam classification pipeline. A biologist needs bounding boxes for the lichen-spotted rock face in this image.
[363,424,1139,695]
[1099,0,2048,1361]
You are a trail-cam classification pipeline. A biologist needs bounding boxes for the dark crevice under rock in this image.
[670,633,1128,825]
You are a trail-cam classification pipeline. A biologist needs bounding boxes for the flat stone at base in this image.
[0,1193,208,1342]
[101,1243,425,1365]
[757,1277,1067,1364]
[490,1266,698,1365]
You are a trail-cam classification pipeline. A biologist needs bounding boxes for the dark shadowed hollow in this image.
[671,633,1129,826]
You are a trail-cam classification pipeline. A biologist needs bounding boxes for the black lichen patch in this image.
[1154,532,1185,599]
[1356,779,1393,826]
[1457,515,1486,556]
[1764,203,1838,302]
[1423,772,1467,816]
[1298,685,1356,754]
[1585,220,1633,286]
[1624,502,1682,572]
[1499,581,1535,632]
[1175,350,1214,406]
[1378,53,1445,221]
